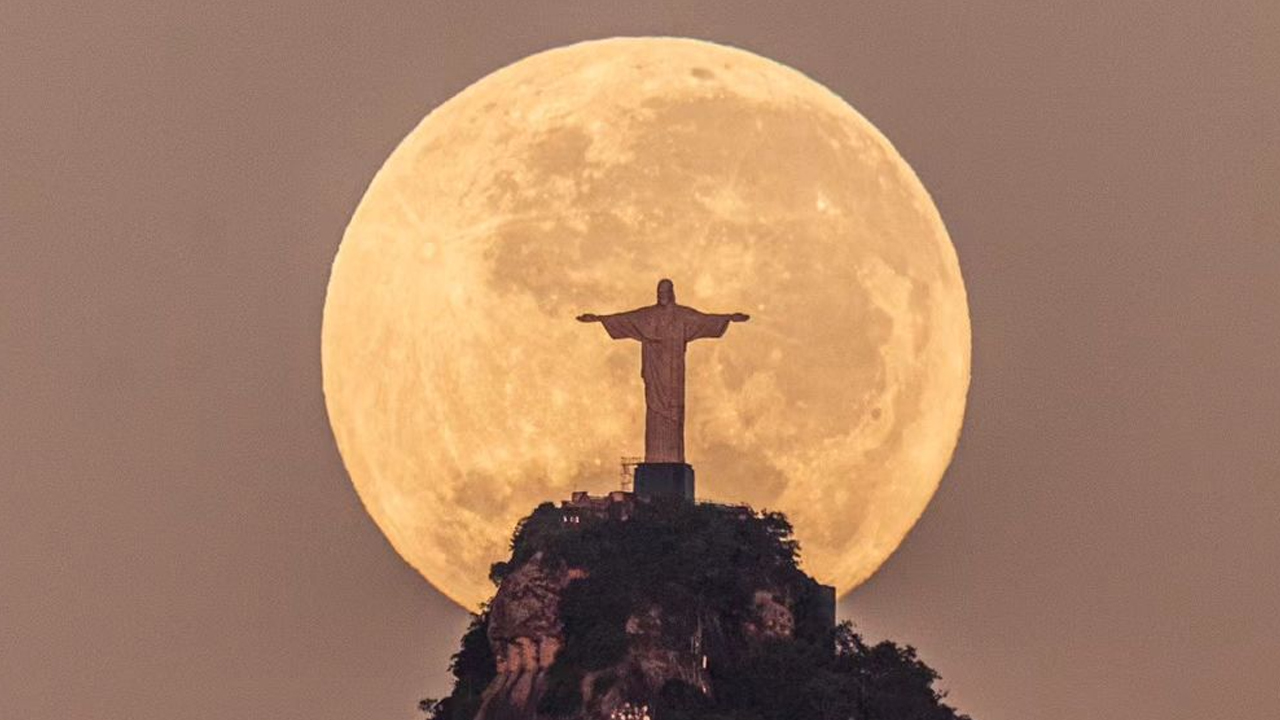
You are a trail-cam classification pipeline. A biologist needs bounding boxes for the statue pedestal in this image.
[634,463,695,502]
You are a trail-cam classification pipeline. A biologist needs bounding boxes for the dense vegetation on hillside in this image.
[423,497,970,720]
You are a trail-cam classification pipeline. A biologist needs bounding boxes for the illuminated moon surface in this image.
[322,37,970,610]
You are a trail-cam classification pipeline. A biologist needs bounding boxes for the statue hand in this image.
[730,313,750,322]
[577,313,600,323]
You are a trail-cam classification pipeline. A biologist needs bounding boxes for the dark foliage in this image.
[423,498,970,720]
[420,611,495,720]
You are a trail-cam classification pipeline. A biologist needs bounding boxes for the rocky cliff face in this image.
[474,551,800,720]
[426,496,968,720]
[474,553,579,720]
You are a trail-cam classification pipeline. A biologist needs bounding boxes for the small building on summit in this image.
[560,490,636,524]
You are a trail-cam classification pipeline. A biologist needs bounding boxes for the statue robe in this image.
[599,304,734,463]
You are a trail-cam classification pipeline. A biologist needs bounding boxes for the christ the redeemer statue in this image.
[577,278,749,466]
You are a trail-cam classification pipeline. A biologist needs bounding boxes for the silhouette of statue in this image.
[578,279,749,463]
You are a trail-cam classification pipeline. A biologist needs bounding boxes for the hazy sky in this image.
[3,2,1278,719]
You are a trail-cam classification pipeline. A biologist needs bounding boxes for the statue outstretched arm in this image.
[577,308,646,322]
[698,311,750,322]
[578,307,651,341]
[683,309,749,341]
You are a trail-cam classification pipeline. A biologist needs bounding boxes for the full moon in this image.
[322,37,970,611]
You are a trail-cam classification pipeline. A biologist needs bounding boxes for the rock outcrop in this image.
[475,554,583,720]
[469,495,821,720]
[425,494,966,720]
[476,551,804,720]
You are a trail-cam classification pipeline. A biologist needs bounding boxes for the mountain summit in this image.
[423,492,969,720]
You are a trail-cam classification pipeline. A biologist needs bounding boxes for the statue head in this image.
[656,278,675,306]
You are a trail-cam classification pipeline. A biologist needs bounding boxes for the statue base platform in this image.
[634,463,695,502]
